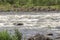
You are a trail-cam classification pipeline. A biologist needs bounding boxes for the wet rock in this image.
[28,37,34,40]
[55,37,60,39]
[28,34,53,40]
[47,33,53,36]
[13,22,23,26]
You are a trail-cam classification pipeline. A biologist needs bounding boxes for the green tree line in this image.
[0,0,60,6]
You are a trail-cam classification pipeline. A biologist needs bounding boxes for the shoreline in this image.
[0,11,60,15]
[0,10,60,12]
[0,8,60,12]
[0,5,60,12]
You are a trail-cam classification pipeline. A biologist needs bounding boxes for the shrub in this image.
[0,31,11,40]
[14,29,22,40]
[0,29,22,40]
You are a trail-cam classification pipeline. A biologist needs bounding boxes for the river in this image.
[0,12,60,40]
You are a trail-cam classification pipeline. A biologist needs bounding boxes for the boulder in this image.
[28,34,53,40]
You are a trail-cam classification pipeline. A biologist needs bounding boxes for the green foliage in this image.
[0,0,60,6]
[0,31,11,40]
[14,29,22,40]
[0,29,22,40]
[0,0,60,11]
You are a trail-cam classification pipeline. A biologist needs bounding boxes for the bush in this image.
[0,29,22,40]
[0,31,11,40]
[14,29,22,40]
[0,0,60,6]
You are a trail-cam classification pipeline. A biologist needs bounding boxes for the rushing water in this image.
[0,12,60,40]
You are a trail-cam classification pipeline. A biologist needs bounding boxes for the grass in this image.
[0,4,60,11]
[0,0,60,11]
[0,5,60,12]
[0,29,22,40]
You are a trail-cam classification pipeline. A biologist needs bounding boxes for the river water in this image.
[0,12,60,40]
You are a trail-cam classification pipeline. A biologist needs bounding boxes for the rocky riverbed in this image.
[0,12,60,40]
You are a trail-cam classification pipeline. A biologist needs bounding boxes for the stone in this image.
[47,33,53,36]
[55,37,60,39]
[28,34,53,40]
[28,37,34,40]
[13,22,23,26]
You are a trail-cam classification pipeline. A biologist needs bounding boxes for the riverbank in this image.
[0,0,60,12]
[0,5,60,12]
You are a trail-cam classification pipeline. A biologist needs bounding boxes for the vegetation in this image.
[0,29,22,40]
[0,0,60,6]
[0,0,60,11]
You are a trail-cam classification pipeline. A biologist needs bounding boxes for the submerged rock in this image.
[55,37,60,39]
[47,33,53,36]
[13,22,23,26]
[28,34,53,40]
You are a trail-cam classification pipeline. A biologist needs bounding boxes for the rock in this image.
[28,37,34,40]
[47,33,53,36]
[28,34,53,40]
[55,37,60,39]
[13,22,23,26]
